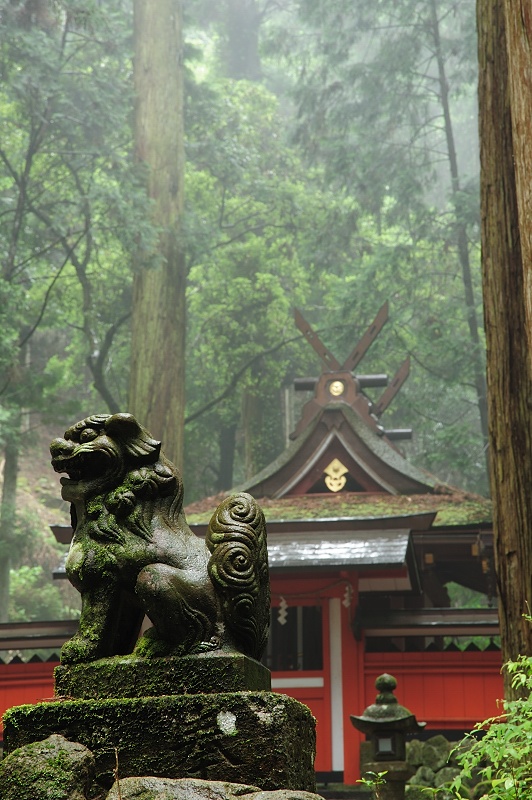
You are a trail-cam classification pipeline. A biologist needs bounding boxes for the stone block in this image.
[3,692,316,793]
[409,765,435,786]
[0,734,94,800]
[105,777,324,800]
[433,766,460,788]
[405,738,423,768]
[106,778,261,800]
[405,788,429,800]
[359,740,373,772]
[54,653,271,700]
[421,736,450,772]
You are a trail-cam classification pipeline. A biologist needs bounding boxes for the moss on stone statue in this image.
[3,692,316,793]
[54,652,271,700]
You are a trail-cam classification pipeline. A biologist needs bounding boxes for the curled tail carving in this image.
[207,492,270,661]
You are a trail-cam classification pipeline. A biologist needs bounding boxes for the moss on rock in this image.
[3,692,316,793]
[0,733,95,800]
[105,777,325,800]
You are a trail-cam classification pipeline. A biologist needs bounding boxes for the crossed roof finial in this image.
[292,302,411,441]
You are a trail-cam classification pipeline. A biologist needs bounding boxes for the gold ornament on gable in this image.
[324,458,349,492]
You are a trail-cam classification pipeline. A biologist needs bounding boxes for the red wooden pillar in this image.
[337,571,365,784]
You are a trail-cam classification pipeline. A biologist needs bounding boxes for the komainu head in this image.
[50,412,184,539]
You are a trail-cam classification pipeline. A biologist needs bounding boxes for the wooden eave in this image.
[0,620,79,651]
[188,511,437,538]
[411,527,495,595]
[357,607,499,639]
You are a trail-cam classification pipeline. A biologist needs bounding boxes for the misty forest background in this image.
[0,0,485,624]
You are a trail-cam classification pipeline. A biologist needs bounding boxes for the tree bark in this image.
[503,2,532,358]
[429,0,489,467]
[478,0,532,693]
[130,0,186,468]
[222,0,262,80]
[0,422,20,623]
[216,422,238,491]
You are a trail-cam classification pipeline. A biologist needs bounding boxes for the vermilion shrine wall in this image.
[1,650,503,781]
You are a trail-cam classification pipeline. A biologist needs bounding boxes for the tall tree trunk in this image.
[242,390,262,480]
[0,420,20,623]
[503,1,532,356]
[478,0,532,693]
[222,0,262,80]
[430,0,489,468]
[216,422,238,492]
[129,0,186,468]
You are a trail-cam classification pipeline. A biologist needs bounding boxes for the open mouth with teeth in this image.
[52,449,110,485]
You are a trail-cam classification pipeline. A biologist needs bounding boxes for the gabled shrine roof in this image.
[234,402,439,498]
[222,303,469,503]
[186,303,492,535]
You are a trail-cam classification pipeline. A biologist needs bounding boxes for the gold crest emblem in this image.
[329,380,345,397]
[324,458,349,492]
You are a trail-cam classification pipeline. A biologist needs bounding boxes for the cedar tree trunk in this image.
[223,0,262,80]
[430,0,489,462]
[130,0,186,468]
[0,428,20,623]
[478,0,532,692]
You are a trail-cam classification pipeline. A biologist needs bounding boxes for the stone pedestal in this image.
[2,655,316,793]
[54,652,272,698]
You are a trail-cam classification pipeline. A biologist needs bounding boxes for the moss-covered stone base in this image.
[3,692,316,793]
[54,652,271,699]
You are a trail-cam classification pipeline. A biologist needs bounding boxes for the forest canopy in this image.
[0,0,485,622]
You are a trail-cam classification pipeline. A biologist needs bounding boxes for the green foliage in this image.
[181,64,488,497]
[184,78,364,494]
[263,0,488,495]
[0,0,489,512]
[446,656,532,799]
[357,770,388,798]
[0,0,157,620]
[9,566,65,622]
[447,582,490,610]
[444,582,499,652]
[287,0,478,213]
[6,506,79,622]
[0,0,156,419]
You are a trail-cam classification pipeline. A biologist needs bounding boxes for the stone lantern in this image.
[350,673,425,800]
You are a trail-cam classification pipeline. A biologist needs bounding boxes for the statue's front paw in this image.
[191,636,220,654]
[60,634,100,664]
[133,626,175,658]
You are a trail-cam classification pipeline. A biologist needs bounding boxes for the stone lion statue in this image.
[50,413,270,664]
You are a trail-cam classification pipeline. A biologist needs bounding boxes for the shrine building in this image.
[185,303,501,783]
[0,304,502,783]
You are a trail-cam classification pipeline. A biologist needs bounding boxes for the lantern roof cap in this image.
[350,673,426,733]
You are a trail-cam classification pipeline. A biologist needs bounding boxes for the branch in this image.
[9,236,79,278]
[185,315,390,425]
[18,232,85,348]
[12,163,125,413]
[87,311,131,414]
[213,221,292,249]
[185,333,301,425]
